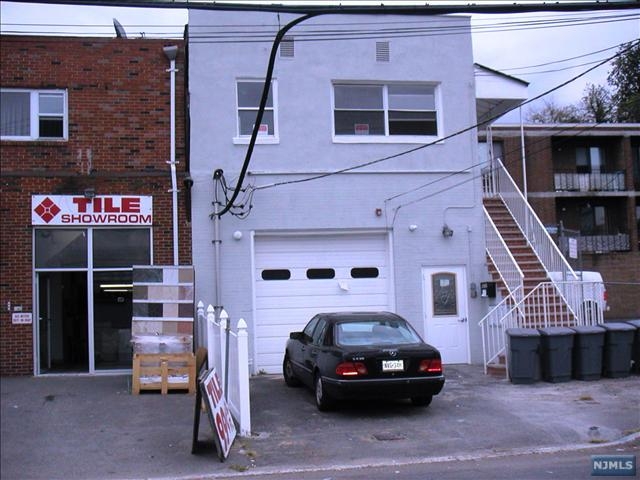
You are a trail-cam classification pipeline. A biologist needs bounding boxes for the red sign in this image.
[200,368,237,461]
[32,195,152,226]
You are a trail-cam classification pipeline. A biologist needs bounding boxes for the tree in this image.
[581,83,614,123]
[608,41,640,123]
[526,99,587,123]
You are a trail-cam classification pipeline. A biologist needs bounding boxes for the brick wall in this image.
[581,252,640,320]
[487,126,639,320]
[1,36,190,375]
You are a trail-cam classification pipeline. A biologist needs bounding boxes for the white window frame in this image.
[331,82,442,144]
[233,79,279,145]
[1,88,68,141]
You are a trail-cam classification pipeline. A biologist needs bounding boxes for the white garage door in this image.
[254,233,392,373]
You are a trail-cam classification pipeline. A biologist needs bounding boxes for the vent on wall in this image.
[280,36,295,58]
[376,41,390,62]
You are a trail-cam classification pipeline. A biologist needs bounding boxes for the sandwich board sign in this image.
[192,367,237,461]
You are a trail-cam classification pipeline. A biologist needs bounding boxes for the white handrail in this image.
[484,207,524,303]
[479,286,523,374]
[479,281,604,374]
[494,159,578,281]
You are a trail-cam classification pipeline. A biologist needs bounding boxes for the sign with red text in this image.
[200,368,237,461]
[32,195,152,226]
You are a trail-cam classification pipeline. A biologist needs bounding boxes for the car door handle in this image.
[458,317,467,323]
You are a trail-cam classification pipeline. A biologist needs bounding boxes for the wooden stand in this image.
[132,353,196,395]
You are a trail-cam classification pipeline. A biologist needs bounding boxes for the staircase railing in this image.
[480,159,604,376]
[479,286,522,374]
[484,207,525,304]
[480,281,604,374]
[489,159,578,282]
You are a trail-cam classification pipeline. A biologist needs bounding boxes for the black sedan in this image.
[283,311,445,411]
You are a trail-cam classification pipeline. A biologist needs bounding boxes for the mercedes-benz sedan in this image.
[283,312,445,411]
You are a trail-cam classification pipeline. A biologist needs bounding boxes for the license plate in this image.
[382,359,404,372]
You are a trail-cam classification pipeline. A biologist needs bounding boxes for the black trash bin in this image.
[506,328,540,384]
[570,325,605,381]
[538,327,575,383]
[601,322,635,378]
[625,320,640,373]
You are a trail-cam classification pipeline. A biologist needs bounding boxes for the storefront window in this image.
[35,229,87,268]
[93,229,151,268]
[93,271,133,370]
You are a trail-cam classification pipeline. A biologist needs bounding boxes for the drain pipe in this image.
[163,45,179,265]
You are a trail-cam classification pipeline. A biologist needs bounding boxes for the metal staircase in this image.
[480,159,605,376]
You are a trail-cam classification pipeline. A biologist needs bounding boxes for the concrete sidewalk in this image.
[1,365,639,480]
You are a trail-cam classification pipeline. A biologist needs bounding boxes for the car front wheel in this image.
[315,373,335,411]
[410,395,433,407]
[283,355,301,387]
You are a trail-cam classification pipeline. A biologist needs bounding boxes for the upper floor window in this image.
[234,80,278,144]
[576,146,604,173]
[333,83,439,142]
[1,89,67,140]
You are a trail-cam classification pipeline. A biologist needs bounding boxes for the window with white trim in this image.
[1,89,67,140]
[333,83,439,141]
[235,80,278,143]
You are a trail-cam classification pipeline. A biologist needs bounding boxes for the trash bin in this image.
[625,320,640,373]
[600,322,635,378]
[538,327,575,383]
[506,328,540,384]
[570,325,605,381]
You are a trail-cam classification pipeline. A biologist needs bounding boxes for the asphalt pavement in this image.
[1,365,639,480]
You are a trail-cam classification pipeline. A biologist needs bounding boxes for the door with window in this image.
[422,266,469,364]
[35,227,150,373]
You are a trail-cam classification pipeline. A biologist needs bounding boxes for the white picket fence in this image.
[196,302,251,436]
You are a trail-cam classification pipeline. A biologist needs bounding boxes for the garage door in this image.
[254,233,392,373]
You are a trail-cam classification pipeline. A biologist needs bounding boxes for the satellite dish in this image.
[113,18,127,39]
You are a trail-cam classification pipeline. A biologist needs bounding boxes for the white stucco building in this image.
[187,9,527,373]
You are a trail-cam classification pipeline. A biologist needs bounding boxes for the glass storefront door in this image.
[35,227,150,374]
[37,272,89,373]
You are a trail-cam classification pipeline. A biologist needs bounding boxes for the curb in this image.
[158,431,640,480]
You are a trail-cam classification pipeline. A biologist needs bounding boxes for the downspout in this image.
[164,45,179,265]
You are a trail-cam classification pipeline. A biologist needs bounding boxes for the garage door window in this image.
[351,267,379,278]
[261,269,291,280]
[306,268,335,279]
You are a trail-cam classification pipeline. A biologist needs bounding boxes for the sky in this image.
[1,1,639,123]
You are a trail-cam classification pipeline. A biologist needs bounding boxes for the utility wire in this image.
[253,39,638,195]
[388,98,638,222]
[3,10,637,38]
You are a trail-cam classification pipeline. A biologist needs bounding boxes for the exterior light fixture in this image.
[83,188,95,199]
[408,224,418,232]
[442,225,454,238]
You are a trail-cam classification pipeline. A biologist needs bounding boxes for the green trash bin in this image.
[538,327,575,383]
[601,322,635,378]
[625,320,640,373]
[506,328,540,384]
[570,325,605,381]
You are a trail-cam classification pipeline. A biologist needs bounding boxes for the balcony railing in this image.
[554,172,625,192]
[560,234,630,253]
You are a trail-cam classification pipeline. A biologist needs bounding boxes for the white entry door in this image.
[422,266,469,364]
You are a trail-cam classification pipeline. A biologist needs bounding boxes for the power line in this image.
[388,98,638,217]
[2,10,637,38]
[253,40,638,197]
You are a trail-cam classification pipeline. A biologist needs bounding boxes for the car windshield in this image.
[335,319,422,347]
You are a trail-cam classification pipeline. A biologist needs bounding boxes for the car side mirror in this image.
[290,331,305,341]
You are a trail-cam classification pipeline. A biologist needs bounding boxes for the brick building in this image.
[0,36,190,375]
[480,124,640,319]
